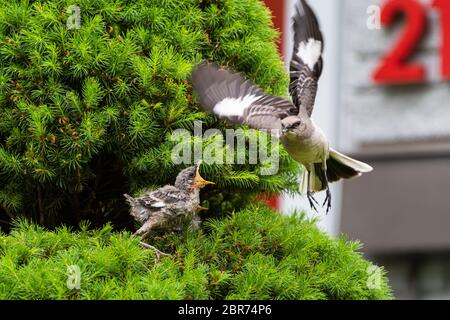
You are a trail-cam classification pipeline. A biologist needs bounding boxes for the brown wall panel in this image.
[341,154,450,254]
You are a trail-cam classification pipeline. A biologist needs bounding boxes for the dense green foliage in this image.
[0,0,300,229]
[0,0,392,300]
[0,206,392,300]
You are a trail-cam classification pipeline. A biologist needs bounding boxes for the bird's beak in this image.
[192,163,215,189]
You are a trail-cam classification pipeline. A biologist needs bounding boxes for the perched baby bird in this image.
[124,162,214,239]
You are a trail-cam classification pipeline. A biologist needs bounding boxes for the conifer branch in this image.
[0,0,300,229]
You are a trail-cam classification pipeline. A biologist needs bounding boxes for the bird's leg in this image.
[139,242,171,261]
[133,215,163,238]
[133,218,171,261]
[133,219,154,238]
[306,170,319,212]
[307,192,319,212]
[322,183,332,214]
[321,161,332,214]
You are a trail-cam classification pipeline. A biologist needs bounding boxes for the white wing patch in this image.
[151,201,166,208]
[213,94,261,117]
[296,38,322,70]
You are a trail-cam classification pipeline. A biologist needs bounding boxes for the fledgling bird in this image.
[124,162,214,239]
[190,0,372,212]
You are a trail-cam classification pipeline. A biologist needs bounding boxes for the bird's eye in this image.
[286,121,301,129]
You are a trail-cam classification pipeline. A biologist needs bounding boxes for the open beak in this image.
[192,162,215,189]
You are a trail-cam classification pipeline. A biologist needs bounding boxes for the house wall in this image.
[264,0,450,299]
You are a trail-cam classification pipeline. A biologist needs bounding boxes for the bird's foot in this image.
[139,242,171,261]
[307,191,319,212]
[322,187,332,214]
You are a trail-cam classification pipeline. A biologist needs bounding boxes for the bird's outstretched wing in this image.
[289,0,324,117]
[191,62,297,131]
[139,185,188,209]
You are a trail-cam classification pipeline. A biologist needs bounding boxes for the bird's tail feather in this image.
[124,193,135,204]
[301,149,373,193]
[329,149,373,174]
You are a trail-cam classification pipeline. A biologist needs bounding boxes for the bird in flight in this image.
[124,162,215,239]
[191,0,372,212]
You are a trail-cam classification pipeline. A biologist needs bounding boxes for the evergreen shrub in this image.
[0,206,392,299]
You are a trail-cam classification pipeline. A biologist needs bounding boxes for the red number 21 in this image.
[433,0,450,80]
[373,0,450,84]
[373,0,427,84]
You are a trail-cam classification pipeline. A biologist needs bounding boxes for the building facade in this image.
[265,0,450,299]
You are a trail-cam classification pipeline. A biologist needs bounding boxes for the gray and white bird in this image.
[191,0,372,212]
[124,163,214,238]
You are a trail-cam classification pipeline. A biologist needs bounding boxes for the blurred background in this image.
[264,0,450,299]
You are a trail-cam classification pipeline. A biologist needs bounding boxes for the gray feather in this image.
[289,0,324,117]
[191,62,297,131]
